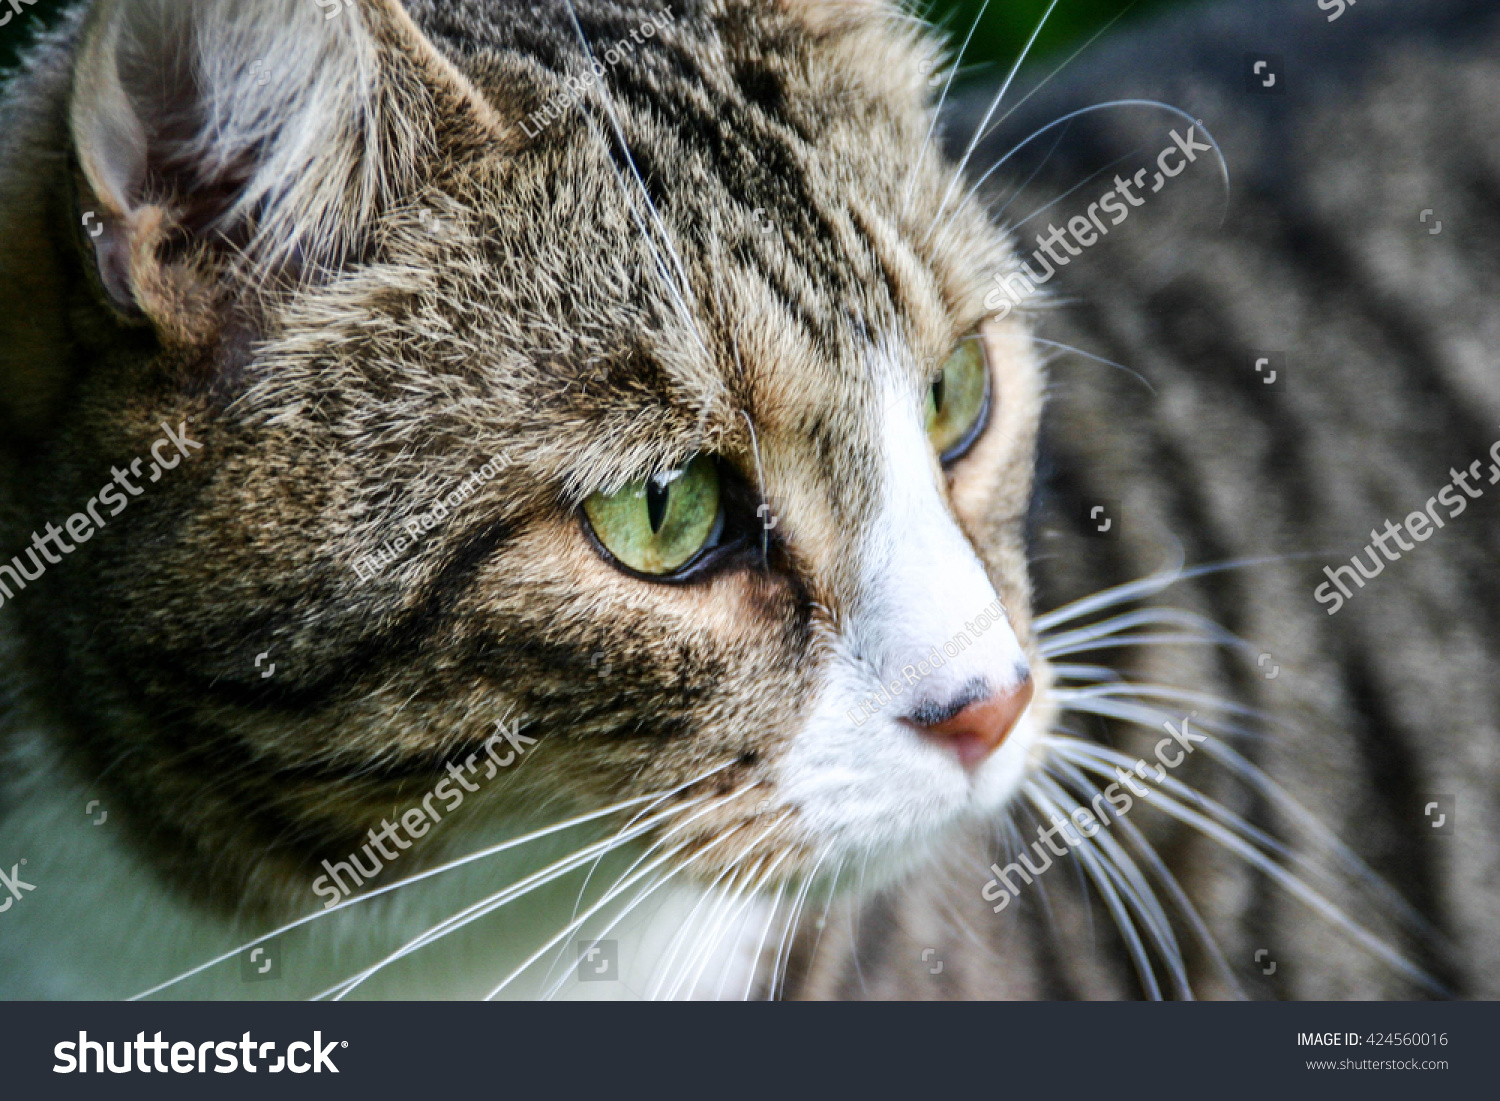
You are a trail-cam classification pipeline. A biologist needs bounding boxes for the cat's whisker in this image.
[536,802,742,1000]
[1056,681,1265,722]
[1001,144,1147,228]
[968,0,1144,163]
[543,774,715,993]
[736,870,789,1001]
[1047,741,1441,993]
[933,0,1060,226]
[1015,800,1065,933]
[644,855,746,1001]
[710,873,768,1001]
[1049,662,1125,684]
[715,855,785,1001]
[544,871,682,1002]
[970,123,1074,255]
[677,852,770,1000]
[770,847,828,1001]
[558,0,710,364]
[317,797,709,1001]
[1022,780,1163,999]
[319,781,741,1001]
[553,801,792,1000]
[846,848,877,998]
[495,801,783,1002]
[799,852,846,987]
[518,838,698,1002]
[762,855,814,1002]
[900,0,992,217]
[659,857,754,1001]
[1034,562,1188,633]
[668,821,794,1001]
[126,779,721,1001]
[740,408,772,566]
[1150,783,1442,992]
[1055,693,1267,747]
[1043,633,1237,659]
[1030,775,1191,999]
[1036,553,1341,633]
[1031,337,1157,395]
[737,843,807,1001]
[1049,758,1245,998]
[939,100,1224,248]
[536,833,707,1003]
[1048,737,1298,867]
[1040,606,1246,656]
[1190,734,1438,939]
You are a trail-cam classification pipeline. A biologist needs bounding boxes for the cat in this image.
[0,0,1489,1001]
[0,0,1049,1000]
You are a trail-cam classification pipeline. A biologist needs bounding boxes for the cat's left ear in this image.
[69,0,502,342]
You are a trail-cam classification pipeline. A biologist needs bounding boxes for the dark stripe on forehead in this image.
[462,2,911,347]
[597,42,888,296]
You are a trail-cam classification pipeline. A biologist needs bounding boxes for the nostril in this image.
[907,674,1034,769]
[906,679,990,729]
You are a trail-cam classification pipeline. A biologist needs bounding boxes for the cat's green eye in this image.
[583,455,723,577]
[924,336,992,464]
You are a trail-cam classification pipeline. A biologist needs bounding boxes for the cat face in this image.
[10,0,1048,912]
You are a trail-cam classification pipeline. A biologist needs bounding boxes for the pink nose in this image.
[912,678,1034,768]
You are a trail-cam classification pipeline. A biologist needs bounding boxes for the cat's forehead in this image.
[263,0,1005,496]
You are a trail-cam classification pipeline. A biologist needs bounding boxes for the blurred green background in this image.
[921,0,1190,78]
[1,1,1199,78]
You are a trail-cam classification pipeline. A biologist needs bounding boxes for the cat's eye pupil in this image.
[583,455,723,578]
[924,336,991,465]
[646,479,670,534]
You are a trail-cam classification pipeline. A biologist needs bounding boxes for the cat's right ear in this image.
[68,0,501,343]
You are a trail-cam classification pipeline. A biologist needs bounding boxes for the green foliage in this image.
[926,0,1190,75]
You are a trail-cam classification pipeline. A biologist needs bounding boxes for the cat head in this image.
[0,0,1049,913]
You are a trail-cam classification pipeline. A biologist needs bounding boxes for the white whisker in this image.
[674,858,762,1000]
[1031,337,1157,395]
[1023,779,1161,999]
[1050,747,1439,992]
[126,777,724,1001]
[933,0,1059,225]
[1041,606,1246,657]
[737,872,788,1001]
[770,848,827,1001]
[901,0,992,215]
[318,797,709,1001]
[959,97,1229,237]
[1050,757,1245,998]
[1043,632,1235,659]
[1030,776,1190,999]
[485,799,759,1002]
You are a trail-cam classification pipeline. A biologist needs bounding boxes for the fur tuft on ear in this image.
[69,0,499,325]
